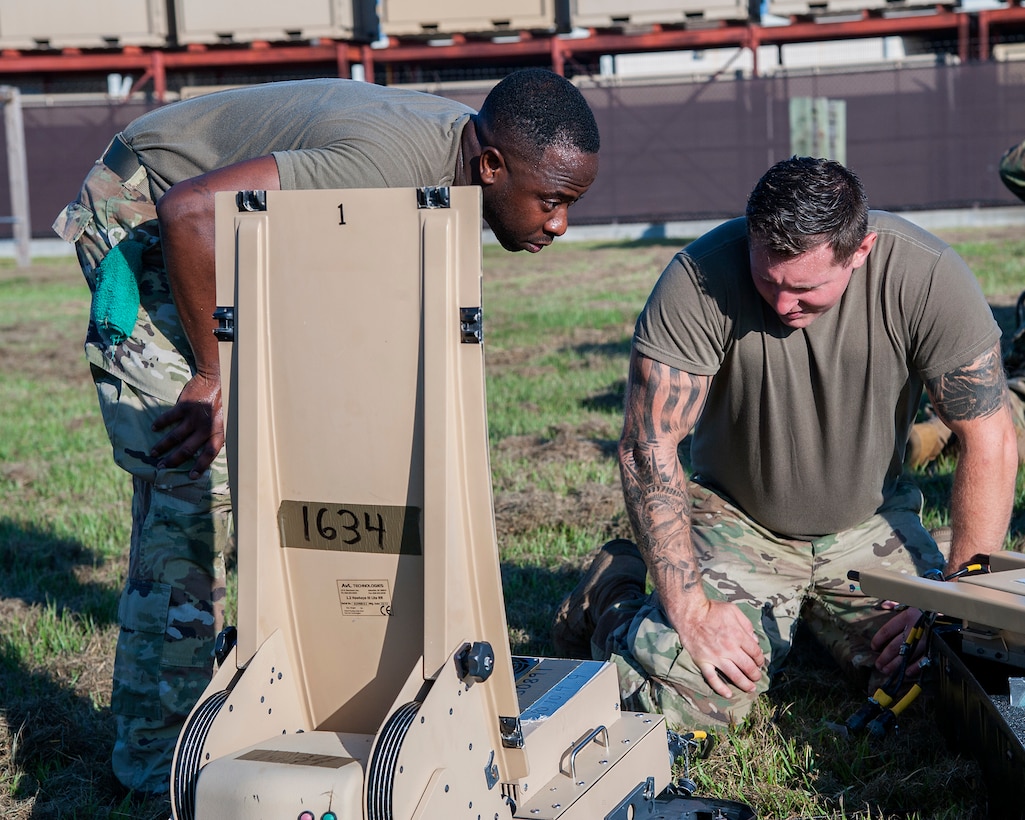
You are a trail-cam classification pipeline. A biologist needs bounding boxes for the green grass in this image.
[1,229,1023,819]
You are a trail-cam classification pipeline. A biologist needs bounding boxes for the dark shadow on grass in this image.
[582,380,626,419]
[0,637,168,819]
[574,338,629,415]
[588,234,695,252]
[0,518,119,625]
[501,560,598,658]
[573,338,633,360]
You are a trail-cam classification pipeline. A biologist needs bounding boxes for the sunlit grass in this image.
[2,232,1021,819]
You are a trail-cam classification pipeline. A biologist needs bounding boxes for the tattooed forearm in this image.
[927,345,1008,422]
[619,355,709,594]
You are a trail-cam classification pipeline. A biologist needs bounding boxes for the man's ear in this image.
[851,232,877,268]
[478,146,505,185]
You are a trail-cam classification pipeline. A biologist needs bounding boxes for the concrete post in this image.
[1,86,30,268]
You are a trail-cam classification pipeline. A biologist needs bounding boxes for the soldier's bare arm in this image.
[619,350,764,697]
[874,343,1017,674]
[926,342,1017,570]
[151,155,282,477]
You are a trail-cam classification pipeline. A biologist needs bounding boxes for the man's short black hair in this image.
[746,156,868,265]
[477,68,600,157]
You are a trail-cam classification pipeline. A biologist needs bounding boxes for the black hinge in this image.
[236,190,267,212]
[417,186,450,209]
[460,306,482,344]
[213,306,234,341]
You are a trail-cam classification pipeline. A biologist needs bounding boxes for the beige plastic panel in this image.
[170,185,672,819]
[569,0,753,27]
[0,0,167,49]
[212,185,522,759]
[194,730,369,819]
[857,552,1025,633]
[173,0,378,45]
[379,0,556,36]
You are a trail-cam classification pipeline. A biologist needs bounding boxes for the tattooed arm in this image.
[926,342,1017,571]
[152,156,282,476]
[873,342,1016,675]
[619,350,765,698]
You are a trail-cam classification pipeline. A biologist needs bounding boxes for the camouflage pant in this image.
[53,153,232,794]
[601,478,944,732]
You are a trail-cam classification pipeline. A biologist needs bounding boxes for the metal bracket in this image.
[416,186,450,209]
[483,749,500,790]
[213,306,234,341]
[236,190,267,212]
[460,306,482,344]
[499,715,524,749]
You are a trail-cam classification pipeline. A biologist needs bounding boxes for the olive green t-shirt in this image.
[122,78,474,201]
[633,212,999,538]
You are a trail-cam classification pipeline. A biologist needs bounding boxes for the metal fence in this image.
[10,58,1025,240]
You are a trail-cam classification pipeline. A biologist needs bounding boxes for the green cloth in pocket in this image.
[92,239,144,345]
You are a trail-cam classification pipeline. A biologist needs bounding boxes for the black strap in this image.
[102,133,142,180]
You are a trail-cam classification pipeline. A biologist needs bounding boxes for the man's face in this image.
[749,234,876,329]
[481,143,598,253]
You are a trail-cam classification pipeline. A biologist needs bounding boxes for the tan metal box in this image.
[568,0,754,26]
[767,0,938,16]
[379,0,557,37]
[172,0,378,45]
[0,0,167,49]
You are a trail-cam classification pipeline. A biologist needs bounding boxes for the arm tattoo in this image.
[620,357,707,593]
[927,346,1007,422]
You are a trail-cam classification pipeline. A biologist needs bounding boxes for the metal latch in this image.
[460,306,482,344]
[213,306,234,341]
[499,715,524,749]
[236,190,267,211]
[417,186,450,209]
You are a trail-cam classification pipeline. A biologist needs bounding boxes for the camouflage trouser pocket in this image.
[92,364,165,485]
[112,578,172,720]
[91,363,230,496]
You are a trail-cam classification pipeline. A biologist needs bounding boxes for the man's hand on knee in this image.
[668,598,765,698]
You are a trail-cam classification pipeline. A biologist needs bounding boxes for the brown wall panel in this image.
[6,61,1025,240]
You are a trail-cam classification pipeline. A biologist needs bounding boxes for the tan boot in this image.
[1007,389,1025,466]
[905,415,953,470]
[930,525,953,556]
[551,539,647,659]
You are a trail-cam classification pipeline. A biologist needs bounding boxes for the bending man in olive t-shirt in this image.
[54,69,600,796]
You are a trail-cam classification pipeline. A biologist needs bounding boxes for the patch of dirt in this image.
[0,258,80,283]
[493,422,630,542]
[2,260,92,385]
[494,419,617,465]
[495,484,631,543]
